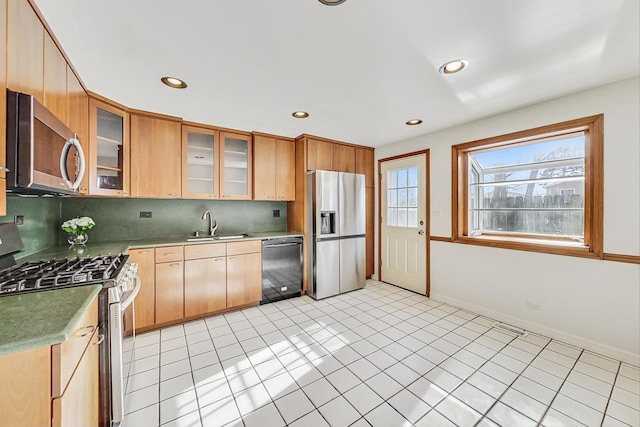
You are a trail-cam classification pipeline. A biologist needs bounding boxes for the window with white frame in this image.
[452,115,603,258]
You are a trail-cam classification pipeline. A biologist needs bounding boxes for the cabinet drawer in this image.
[226,240,261,256]
[184,243,226,260]
[155,246,184,263]
[51,297,99,398]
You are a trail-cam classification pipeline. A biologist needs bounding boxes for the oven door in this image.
[108,274,140,425]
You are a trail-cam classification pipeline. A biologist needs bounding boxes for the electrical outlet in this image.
[140,211,152,219]
[14,215,24,225]
[273,209,280,218]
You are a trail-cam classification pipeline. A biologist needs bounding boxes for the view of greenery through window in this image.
[469,133,586,240]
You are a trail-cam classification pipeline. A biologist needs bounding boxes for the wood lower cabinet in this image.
[185,257,227,317]
[130,241,262,331]
[0,346,51,426]
[184,242,227,317]
[126,248,156,331]
[0,295,99,427]
[227,241,262,308]
[155,260,184,324]
[155,245,185,324]
[52,329,100,427]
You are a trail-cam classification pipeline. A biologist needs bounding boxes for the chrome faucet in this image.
[201,209,218,237]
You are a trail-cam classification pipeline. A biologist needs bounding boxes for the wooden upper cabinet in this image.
[130,113,182,198]
[182,125,220,199]
[356,147,375,188]
[43,33,67,124]
[220,131,252,199]
[253,135,276,200]
[66,67,89,194]
[275,138,295,201]
[307,138,333,171]
[1,0,7,214]
[332,144,356,173]
[7,0,44,102]
[89,98,130,196]
[253,134,295,201]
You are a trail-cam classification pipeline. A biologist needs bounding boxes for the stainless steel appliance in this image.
[0,250,139,427]
[307,170,365,299]
[6,89,86,195]
[261,236,303,304]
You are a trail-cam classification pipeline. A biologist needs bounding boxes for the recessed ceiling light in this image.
[292,111,309,119]
[161,76,188,89]
[439,59,468,75]
[406,119,423,126]
[318,0,347,5]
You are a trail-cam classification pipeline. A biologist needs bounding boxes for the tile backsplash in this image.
[1,196,287,257]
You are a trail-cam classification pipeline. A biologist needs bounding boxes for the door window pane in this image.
[386,166,420,228]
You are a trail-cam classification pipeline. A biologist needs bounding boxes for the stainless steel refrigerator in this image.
[307,170,366,299]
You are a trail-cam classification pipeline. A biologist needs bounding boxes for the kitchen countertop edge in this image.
[18,231,304,262]
[0,284,102,357]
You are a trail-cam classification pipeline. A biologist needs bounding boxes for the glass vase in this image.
[67,232,88,247]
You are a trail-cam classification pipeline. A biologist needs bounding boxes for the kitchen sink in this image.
[216,233,250,240]
[186,236,215,242]
[186,233,249,242]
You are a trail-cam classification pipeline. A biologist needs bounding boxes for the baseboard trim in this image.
[430,292,640,366]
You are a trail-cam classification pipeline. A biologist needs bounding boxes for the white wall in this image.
[375,76,640,364]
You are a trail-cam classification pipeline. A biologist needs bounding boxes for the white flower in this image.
[62,216,95,234]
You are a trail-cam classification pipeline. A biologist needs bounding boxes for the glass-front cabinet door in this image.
[220,132,252,199]
[89,98,129,196]
[182,125,220,199]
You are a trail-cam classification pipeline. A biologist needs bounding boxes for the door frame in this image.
[378,149,431,296]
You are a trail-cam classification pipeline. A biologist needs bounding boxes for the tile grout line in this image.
[598,360,622,427]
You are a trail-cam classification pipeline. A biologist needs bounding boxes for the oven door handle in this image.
[59,137,86,191]
[121,274,141,310]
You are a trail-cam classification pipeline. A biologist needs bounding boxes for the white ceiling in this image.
[32,0,639,148]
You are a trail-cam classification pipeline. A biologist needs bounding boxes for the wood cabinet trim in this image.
[51,297,98,398]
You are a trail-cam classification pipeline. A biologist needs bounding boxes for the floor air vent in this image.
[492,322,528,337]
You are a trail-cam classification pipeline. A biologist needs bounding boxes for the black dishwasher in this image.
[261,237,303,304]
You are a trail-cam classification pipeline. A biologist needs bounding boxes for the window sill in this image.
[453,235,601,259]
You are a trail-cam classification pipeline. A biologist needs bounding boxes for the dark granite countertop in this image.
[0,285,101,356]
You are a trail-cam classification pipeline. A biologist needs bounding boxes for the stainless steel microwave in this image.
[5,89,86,195]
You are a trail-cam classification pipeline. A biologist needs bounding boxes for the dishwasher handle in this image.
[263,242,301,248]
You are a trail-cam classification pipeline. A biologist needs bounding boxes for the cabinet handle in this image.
[228,256,236,260]
[79,325,97,337]
[164,252,175,256]
[215,258,224,262]
[0,166,9,172]
[139,250,150,254]
[169,263,181,267]
[93,334,105,345]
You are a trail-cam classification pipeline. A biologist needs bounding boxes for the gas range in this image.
[0,254,130,296]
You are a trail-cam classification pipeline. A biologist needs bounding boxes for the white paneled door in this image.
[380,153,428,294]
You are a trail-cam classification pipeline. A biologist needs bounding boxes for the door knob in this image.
[418,230,424,235]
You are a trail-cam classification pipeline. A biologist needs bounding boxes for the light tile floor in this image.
[121,280,640,427]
